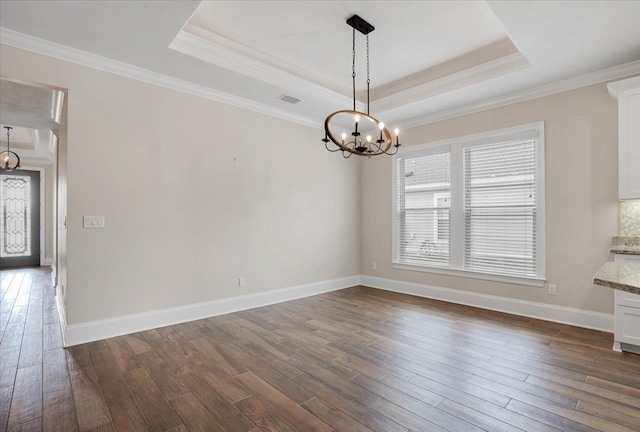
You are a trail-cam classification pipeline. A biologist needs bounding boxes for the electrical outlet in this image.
[238,276,246,288]
[547,283,557,295]
[372,262,377,271]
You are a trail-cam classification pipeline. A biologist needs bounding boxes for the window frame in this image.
[432,192,450,243]
[392,122,546,287]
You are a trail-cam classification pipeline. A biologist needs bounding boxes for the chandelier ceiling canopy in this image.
[322,15,401,158]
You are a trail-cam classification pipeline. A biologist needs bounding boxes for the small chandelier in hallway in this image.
[1,126,20,171]
[322,15,402,158]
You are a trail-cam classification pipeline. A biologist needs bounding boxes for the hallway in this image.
[1,267,67,430]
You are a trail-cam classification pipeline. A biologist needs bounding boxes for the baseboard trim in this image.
[54,288,67,347]
[50,265,56,286]
[42,258,54,266]
[360,275,613,333]
[62,273,614,346]
[63,275,360,346]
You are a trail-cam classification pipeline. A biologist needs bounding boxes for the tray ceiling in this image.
[182,1,519,97]
[1,1,639,129]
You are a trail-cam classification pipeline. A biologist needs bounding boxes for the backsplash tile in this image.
[620,199,640,236]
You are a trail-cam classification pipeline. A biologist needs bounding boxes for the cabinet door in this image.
[620,90,640,199]
[614,305,640,345]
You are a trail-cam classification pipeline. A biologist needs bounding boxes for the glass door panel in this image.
[0,169,40,268]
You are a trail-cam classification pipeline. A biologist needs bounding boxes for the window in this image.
[397,152,450,267]
[393,123,545,286]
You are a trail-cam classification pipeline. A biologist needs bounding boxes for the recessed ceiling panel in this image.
[179,0,517,97]
[0,79,63,163]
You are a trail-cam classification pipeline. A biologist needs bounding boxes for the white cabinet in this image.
[608,77,640,200]
[613,253,640,352]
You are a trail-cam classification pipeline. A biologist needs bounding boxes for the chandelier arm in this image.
[371,136,395,156]
[371,139,398,156]
[380,144,399,156]
[383,146,399,156]
[324,141,341,152]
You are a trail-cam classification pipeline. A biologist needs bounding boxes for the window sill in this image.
[391,262,546,287]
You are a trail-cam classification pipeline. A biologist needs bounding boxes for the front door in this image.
[0,169,40,268]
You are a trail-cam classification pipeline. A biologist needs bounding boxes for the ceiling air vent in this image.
[278,94,301,104]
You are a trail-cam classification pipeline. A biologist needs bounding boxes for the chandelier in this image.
[322,15,401,158]
[1,126,20,171]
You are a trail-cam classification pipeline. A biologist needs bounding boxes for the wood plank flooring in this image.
[1,267,640,431]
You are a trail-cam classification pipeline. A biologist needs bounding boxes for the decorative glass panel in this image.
[1,174,31,258]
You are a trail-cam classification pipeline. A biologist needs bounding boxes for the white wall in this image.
[360,82,619,314]
[0,41,625,328]
[0,44,360,325]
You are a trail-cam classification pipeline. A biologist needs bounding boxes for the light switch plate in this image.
[84,216,105,228]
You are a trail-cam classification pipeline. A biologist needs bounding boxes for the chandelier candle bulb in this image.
[377,122,385,144]
[353,114,361,137]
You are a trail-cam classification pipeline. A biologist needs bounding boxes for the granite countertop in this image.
[610,236,640,255]
[593,261,640,294]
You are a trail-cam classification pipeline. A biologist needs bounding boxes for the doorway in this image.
[0,168,41,268]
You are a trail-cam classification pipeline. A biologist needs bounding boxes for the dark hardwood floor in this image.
[1,267,640,431]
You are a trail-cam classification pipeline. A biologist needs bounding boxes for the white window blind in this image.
[464,140,537,277]
[397,151,450,267]
[393,123,545,285]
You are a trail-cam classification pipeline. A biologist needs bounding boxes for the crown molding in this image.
[171,28,529,117]
[170,29,361,111]
[3,27,639,133]
[607,75,640,99]
[372,51,530,113]
[0,28,321,129]
[401,59,640,128]
[20,155,55,165]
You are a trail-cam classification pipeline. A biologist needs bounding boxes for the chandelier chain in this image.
[352,27,356,111]
[366,34,370,115]
[5,127,11,154]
